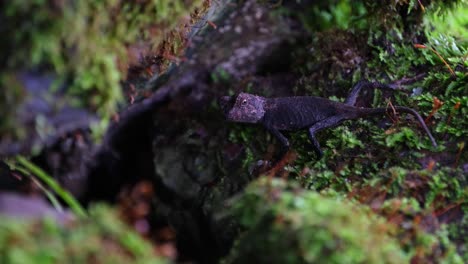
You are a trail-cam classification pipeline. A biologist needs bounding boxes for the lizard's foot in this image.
[251,159,272,176]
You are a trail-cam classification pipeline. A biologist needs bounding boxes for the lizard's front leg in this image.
[265,126,290,159]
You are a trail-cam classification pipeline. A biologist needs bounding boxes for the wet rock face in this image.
[146,0,301,202]
[84,0,305,262]
[0,72,96,156]
[187,0,294,78]
[141,1,303,261]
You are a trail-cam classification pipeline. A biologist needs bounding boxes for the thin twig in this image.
[414,44,455,76]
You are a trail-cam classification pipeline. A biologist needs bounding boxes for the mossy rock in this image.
[0,204,168,264]
[224,178,408,264]
[0,0,207,152]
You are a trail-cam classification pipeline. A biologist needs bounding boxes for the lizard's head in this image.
[219,93,266,123]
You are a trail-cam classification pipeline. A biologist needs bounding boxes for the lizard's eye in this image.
[242,99,247,105]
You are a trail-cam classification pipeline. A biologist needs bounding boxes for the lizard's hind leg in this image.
[307,116,345,158]
[345,80,395,106]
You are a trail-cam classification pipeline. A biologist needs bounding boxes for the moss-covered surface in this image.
[0,0,209,147]
[225,178,409,264]
[223,0,467,262]
[0,0,466,263]
[225,177,464,263]
[0,204,168,264]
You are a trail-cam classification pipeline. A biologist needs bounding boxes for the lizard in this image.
[219,80,437,159]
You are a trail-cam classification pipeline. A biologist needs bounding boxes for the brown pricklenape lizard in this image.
[220,81,437,159]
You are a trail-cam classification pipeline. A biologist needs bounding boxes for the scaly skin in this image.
[220,80,437,159]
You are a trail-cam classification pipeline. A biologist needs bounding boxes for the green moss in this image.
[345,166,467,262]
[447,213,468,260]
[287,0,467,176]
[370,167,467,210]
[252,3,467,260]
[367,28,468,143]
[225,178,409,264]
[223,1,467,179]
[424,2,468,41]
[0,0,206,141]
[0,73,25,138]
[227,125,272,169]
[297,1,367,32]
[0,204,168,264]
[362,0,463,31]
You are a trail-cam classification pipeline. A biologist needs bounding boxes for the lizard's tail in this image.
[359,106,438,147]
